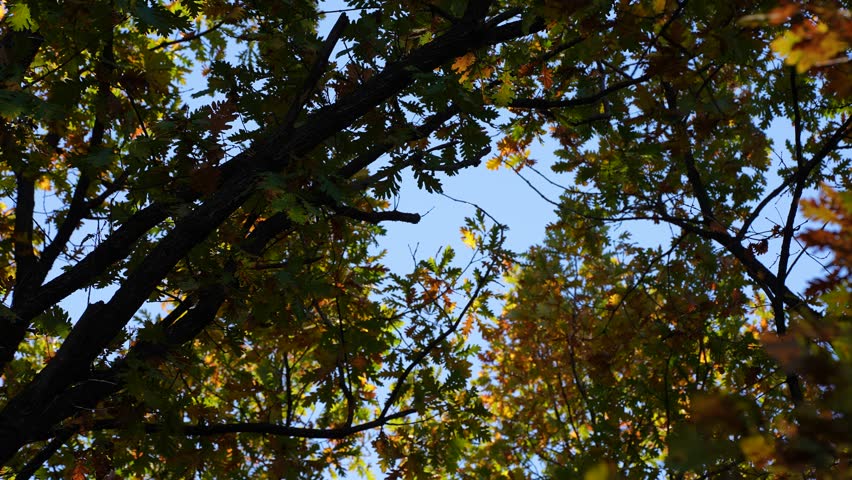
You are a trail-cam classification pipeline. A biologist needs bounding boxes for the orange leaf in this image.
[541,65,553,90]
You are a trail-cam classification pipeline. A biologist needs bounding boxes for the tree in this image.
[0,0,849,479]
[0,0,538,477]
[470,1,851,478]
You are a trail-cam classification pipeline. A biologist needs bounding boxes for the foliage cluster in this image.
[0,0,849,478]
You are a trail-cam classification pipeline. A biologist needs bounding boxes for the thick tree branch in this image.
[11,173,36,303]
[10,203,170,320]
[15,428,75,480]
[0,12,545,463]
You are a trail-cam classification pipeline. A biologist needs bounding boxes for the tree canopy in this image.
[0,0,849,478]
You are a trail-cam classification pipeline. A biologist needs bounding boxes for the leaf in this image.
[540,65,553,90]
[7,2,36,31]
[493,72,515,106]
[451,52,476,83]
[0,90,35,120]
[133,1,191,36]
[460,227,478,249]
[584,462,613,480]
[740,435,774,465]
[33,306,71,337]
[485,156,502,170]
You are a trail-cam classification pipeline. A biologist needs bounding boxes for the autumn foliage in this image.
[0,0,849,478]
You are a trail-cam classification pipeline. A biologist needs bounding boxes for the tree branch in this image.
[738,115,852,240]
[508,73,652,110]
[337,105,460,179]
[38,34,116,286]
[11,172,36,303]
[281,14,349,130]
[334,207,421,224]
[662,82,715,223]
[15,428,75,480]
[150,19,227,51]
[85,409,417,439]
[380,257,497,419]
[0,13,546,463]
[0,29,44,88]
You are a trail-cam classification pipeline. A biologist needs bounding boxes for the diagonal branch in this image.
[150,19,227,52]
[280,14,349,130]
[82,409,417,439]
[337,105,461,178]
[380,256,498,419]
[662,82,715,223]
[737,115,852,240]
[37,33,116,286]
[0,29,44,88]
[0,13,546,463]
[508,73,652,110]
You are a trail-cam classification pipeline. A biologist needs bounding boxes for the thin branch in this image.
[662,82,715,223]
[280,14,349,130]
[15,428,75,480]
[334,207,421,224]
[509,73,652,110]
[84,409,417,439]
[790,68,804,167]
[337,106,460,179]
[38,33,116,284]
[380,256,498,419]
[738,115,852,240]
[149,19,227,51]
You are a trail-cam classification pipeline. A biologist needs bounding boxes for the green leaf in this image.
[8,2,37,31]
[33,306,71,337]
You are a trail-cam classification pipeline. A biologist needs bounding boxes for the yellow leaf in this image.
[460,227,477,249]
[451,52,476,82]
[770,30,801,57]
[740,435,774,464]
[605,293,621,308]
[36,177,51,191]
[485,156,503,170]
[0,4,6,22]
[585,462,613,480]
[652,0,666,14]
